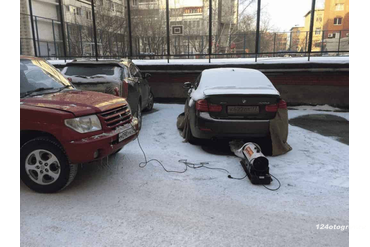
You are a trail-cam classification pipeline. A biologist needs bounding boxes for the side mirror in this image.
[183,82,193,89]
[144,73,151,79]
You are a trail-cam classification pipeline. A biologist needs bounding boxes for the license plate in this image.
[118,124,136,142]
[227,106,259,115]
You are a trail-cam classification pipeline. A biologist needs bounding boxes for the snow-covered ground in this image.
[20,104,349,247]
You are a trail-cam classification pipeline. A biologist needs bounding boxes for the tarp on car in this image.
[176,103,292,156]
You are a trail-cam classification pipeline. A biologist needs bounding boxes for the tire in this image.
[20,137,78,193]
[144,91,154,112]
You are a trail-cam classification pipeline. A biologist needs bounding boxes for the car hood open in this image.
[20,90,126,117]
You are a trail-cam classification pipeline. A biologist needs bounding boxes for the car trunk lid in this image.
[203,88,281,120]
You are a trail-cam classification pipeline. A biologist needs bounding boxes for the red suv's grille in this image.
[99,105,131,130]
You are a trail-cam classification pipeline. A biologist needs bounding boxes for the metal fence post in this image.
[28,0,38,56]
[209,0,212,63]
[188,36,190,58]
[255,0,261,62]
[35,16,41,56]
[321,30,325,56]
[79,25,83,56]
[91,0,99,61]
[52,20,57,56]
[337,30,341,55]
[58,0,67,60]
[273,33,276,57]
[166,0,170,63]
[243,33,246,58]
[66,23,71,56]
[307,0,316,61]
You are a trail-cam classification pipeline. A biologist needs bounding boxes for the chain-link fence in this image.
[20,0,349,61]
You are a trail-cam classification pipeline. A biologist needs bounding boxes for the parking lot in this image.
[20,103,349,247]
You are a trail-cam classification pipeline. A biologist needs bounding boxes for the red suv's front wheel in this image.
[20,137,78,193]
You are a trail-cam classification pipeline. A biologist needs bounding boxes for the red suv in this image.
[20,56,139,193]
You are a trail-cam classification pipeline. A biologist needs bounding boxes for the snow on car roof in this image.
[189,68,279,103]
[200,68,274,89]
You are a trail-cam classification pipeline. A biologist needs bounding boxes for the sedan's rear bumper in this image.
[191,112,270,139]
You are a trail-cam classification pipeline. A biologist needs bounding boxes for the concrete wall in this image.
[52,61,349,108]
[136,62,349,108]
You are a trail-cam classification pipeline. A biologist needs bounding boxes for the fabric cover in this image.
[176,103,292,156]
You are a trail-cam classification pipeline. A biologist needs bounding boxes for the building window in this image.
[335,3,344,11]
[184,7,202,14]
[67,5,81,15]
[334,18,342,25]
[138,0,157,3]
[315,29,321,35]
[86,10,92,20]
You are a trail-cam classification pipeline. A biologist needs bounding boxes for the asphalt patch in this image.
[289,114,349,145]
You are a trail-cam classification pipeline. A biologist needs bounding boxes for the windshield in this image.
[20,59,72,96]
[63,65,119,77]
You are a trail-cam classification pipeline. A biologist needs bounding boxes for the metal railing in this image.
[20,0,349,62]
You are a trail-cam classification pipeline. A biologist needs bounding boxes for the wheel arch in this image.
[21,130,60,148]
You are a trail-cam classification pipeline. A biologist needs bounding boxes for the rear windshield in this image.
[63,65,118,76]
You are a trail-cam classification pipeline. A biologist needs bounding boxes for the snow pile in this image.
[48,56,349,66]
[20,104,349,247]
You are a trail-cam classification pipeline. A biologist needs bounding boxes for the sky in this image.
[249,0,326,32]
[171,0,326,32]
[169,0,326,32]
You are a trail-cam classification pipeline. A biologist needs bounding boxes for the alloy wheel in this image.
[25,149,61,185]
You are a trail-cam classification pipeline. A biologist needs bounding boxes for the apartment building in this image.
[323,0,349,39]
[289,0,349,54]
[289,9,325,52]
[20,0,126,57]
[303,9,325,52]
[21,0,239,57]
[63,0,126,56]
[20,0,62,56]
[130,0,238,55]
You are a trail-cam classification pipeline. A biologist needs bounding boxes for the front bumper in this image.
[192,112,270,139]
[63,120,139,164]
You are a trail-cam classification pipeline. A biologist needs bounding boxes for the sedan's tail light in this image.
[265,100,287,112]
[196,99,222,112]
[278,99,287,109]
[265,104,278,112]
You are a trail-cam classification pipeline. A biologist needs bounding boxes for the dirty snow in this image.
[48,56,349,66]
[20,104,349,247]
